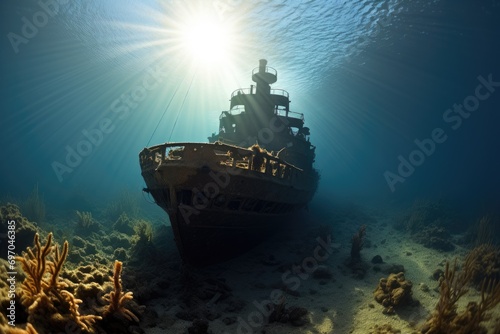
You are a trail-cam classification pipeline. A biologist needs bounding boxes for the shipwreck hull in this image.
[140,142,318,264]
[172,209,292,264]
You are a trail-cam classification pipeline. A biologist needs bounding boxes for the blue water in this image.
[1,0,499,215]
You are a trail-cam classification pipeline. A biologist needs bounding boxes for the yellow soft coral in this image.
[15,233,68,310]
[103,260,139,322]
[2,323,38,334]
[421,246,500,333]
[15,233,101,333]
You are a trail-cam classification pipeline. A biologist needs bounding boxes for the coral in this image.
[350,225,366,261]
[458,216,496,246]
[465,244,500,290]
[267,295,309,326]
[104,190,140,221]
[76,210,94,228]
[103,260,139,323]
[398,199,454,233]
[421,249,500,333]
[75,210,100,233]
[0,203,38,251]
[130,220,157,265]
[104,232,132,249]
[63,264,107,286]
[268,294,287,323]
[396,199,458,251]
[373,272,413,314]
[15,233,101,333]
[132,219,153,244]
[413,225,455,251]
[474,216,495,245]
[22,184,45,224]
[16,233,67,308]
[345,225,368,278]
[112,213,134,234]
[0,323,38,334]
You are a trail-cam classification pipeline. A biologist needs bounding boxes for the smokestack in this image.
[259,59,267,73]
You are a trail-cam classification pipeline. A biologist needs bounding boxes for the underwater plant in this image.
[474,216,495,246]
[112,213,135,234]
[398,199,458,233]
[421,247,500,333]
[103,260,139,323]
[413,225,455,252]
[459,215,499,247]
[345,224,368,278]
[15,233,101,332]
[76,210,95,228]
[130,219,157,265]
[0,322,38,334]
[22,183,45,224]
[465,243,500,290]
[397,200,458,252]
[104,190,140,221]
[75,210,101,236]
[350,224,366,261]
[132,219,153,244]
[266,294,309,327]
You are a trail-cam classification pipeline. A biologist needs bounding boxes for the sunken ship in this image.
[139,59,319,264]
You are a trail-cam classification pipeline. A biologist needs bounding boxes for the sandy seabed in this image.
[2,201,499,334]
[141,204,500,334]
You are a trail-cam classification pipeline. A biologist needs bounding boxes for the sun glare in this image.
[180,15,233,65]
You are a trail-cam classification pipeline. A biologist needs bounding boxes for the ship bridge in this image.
[212,60,307,142]
[209,59,315,171]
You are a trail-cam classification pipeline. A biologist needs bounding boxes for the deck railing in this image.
[139,142,301,181]
[230,88,289,99]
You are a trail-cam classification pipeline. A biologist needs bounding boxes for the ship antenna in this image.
[146,72,196,146]
[168,73,195,142]
[146,82,181,147]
